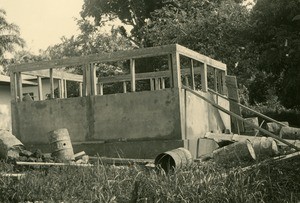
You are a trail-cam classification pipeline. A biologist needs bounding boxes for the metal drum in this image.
[48,128,74,161]
[155,147,193,172]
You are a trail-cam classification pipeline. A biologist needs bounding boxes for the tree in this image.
[80,0,167,46]
[248,0,300,109]
[0,9,25,65]
[144,0,252,77]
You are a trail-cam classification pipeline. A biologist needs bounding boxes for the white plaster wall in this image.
[0,85,11,130]
[23,79,59,100]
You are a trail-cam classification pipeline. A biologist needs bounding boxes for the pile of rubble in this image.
[0,129,89,165]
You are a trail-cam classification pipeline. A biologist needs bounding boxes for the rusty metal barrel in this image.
[155,148,193,172]
[48,128,74,161]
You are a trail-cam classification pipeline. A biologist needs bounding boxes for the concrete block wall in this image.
[11,88,182,144]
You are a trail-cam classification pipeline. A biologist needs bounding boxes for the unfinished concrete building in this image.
[9,44,241,158]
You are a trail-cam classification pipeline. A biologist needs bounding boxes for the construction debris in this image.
[252,137,279,160]
[280,126,300,140]
[48,128,75,161]
[0,130,24,160]
[155,147,193,172]
[266,122,289,134]
[0,173,26,180]
[212,140,256,165]
[16,161,92,167]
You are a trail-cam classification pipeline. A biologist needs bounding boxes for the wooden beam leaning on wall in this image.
[225,75,244,134]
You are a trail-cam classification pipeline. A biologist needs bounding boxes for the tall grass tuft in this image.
[0,157,299,202]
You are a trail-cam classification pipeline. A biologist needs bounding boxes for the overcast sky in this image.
[1,0,84,53]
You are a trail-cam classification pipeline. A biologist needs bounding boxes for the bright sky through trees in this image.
[1,0,83,53]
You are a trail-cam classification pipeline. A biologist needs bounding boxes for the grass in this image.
[0,157,299,203]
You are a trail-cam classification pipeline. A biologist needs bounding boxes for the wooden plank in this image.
[9,44,177,72]
[208,88,289,128]
[90,63,97,95]
[49,68,54,99]
[130,59,136,92]
[37,76,43,100]
[190,59,195,90]
[90,157,153,165]
[21,70,83,82]
[16,72,23,101]
[10,72,17,102]
[226,75,244,133]
[200,63,208,92]
[176,44,226,71]
[16,161,92,167]
[171,53,181,88]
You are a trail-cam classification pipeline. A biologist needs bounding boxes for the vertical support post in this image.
[171,53,181,88]
[161,77,165,89]
[200,63,208,92]
[154,78,160,90]
[79,82,83,97]
[90,63,97,95]
[226,75,244,134]
[10,72,17,102]
[16,72,23,101]
[49,68,54,99]
[82,66,87,96]
[150,78,154,91]
[190,59,195,90]
[184,76,189,86]
[63,79,67,98]
[221,70,227,95]
[99,83,103,95]
[123,81,127,93]
[168,54,173,87]
[83,64,91,96]
[130,59,136,92]
[214,68,218,92]
[37,76,43,100]
[58,79,62,98]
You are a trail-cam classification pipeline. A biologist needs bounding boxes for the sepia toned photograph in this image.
[0,0,299,202]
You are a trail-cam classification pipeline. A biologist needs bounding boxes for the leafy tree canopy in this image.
[80,0,171,46]
[0,9,25,66]
[248,0,300,108]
